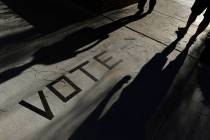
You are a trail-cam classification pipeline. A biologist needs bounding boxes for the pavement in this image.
[0,0,210,140]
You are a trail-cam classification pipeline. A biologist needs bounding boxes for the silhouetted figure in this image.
[137,0,157,14]
[69,36,192,140]
[176,0,210,42]
[0,13,148,84]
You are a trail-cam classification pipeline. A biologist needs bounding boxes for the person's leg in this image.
[191,16,210,41]
[138,0,147,13]
[147,0,157,13]
[176,0,206,37]
[177,12,198,36]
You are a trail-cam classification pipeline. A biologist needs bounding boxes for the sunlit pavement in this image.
[0,0,209,139]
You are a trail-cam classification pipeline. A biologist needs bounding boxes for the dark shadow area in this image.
[75,0,137,13]
[198,64,210,105]
[198,35,210,105]
[200,35,210,65]
[0,13,148,84]
[2,0,97,33]
[70,75,132,139]
[0,27,108,84]
[137,0,156,14]
[69,36,191,140]
[0,28,38,46]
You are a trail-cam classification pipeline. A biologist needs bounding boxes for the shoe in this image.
[178,27,187,32]
[176,27,187,37]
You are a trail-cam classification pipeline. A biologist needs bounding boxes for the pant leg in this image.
[138,0,147,10]
[148,0,157,12]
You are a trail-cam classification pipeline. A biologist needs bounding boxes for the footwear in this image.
[176,27,187,38]
[176,27,187,34]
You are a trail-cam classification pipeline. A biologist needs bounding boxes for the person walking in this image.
[176,0,210,42]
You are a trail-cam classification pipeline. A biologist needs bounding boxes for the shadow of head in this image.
[0,27,109,84]
[32,27,109,65]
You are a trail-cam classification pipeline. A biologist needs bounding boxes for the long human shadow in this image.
[198,63,210,105]
[200,37,210,65]
[198,38,210,105]
[69,75,132,140]
[0,28,38,46]
[0,13,148,84]
[2,0,96,33]
[68,37,191,140]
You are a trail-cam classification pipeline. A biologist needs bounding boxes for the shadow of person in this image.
[198,63,210,105]
[0,27,107,84]
[91,12,149,37]
[0,12,149,84]
[68,37,191,140]
[176,0,210,43]
[198,37,210,105]
[2,0,96,33]
[69,75,132,140]
[2,0,149,34]
[200,34,210,65]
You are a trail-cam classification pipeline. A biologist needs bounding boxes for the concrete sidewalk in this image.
[0,0,209,139]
